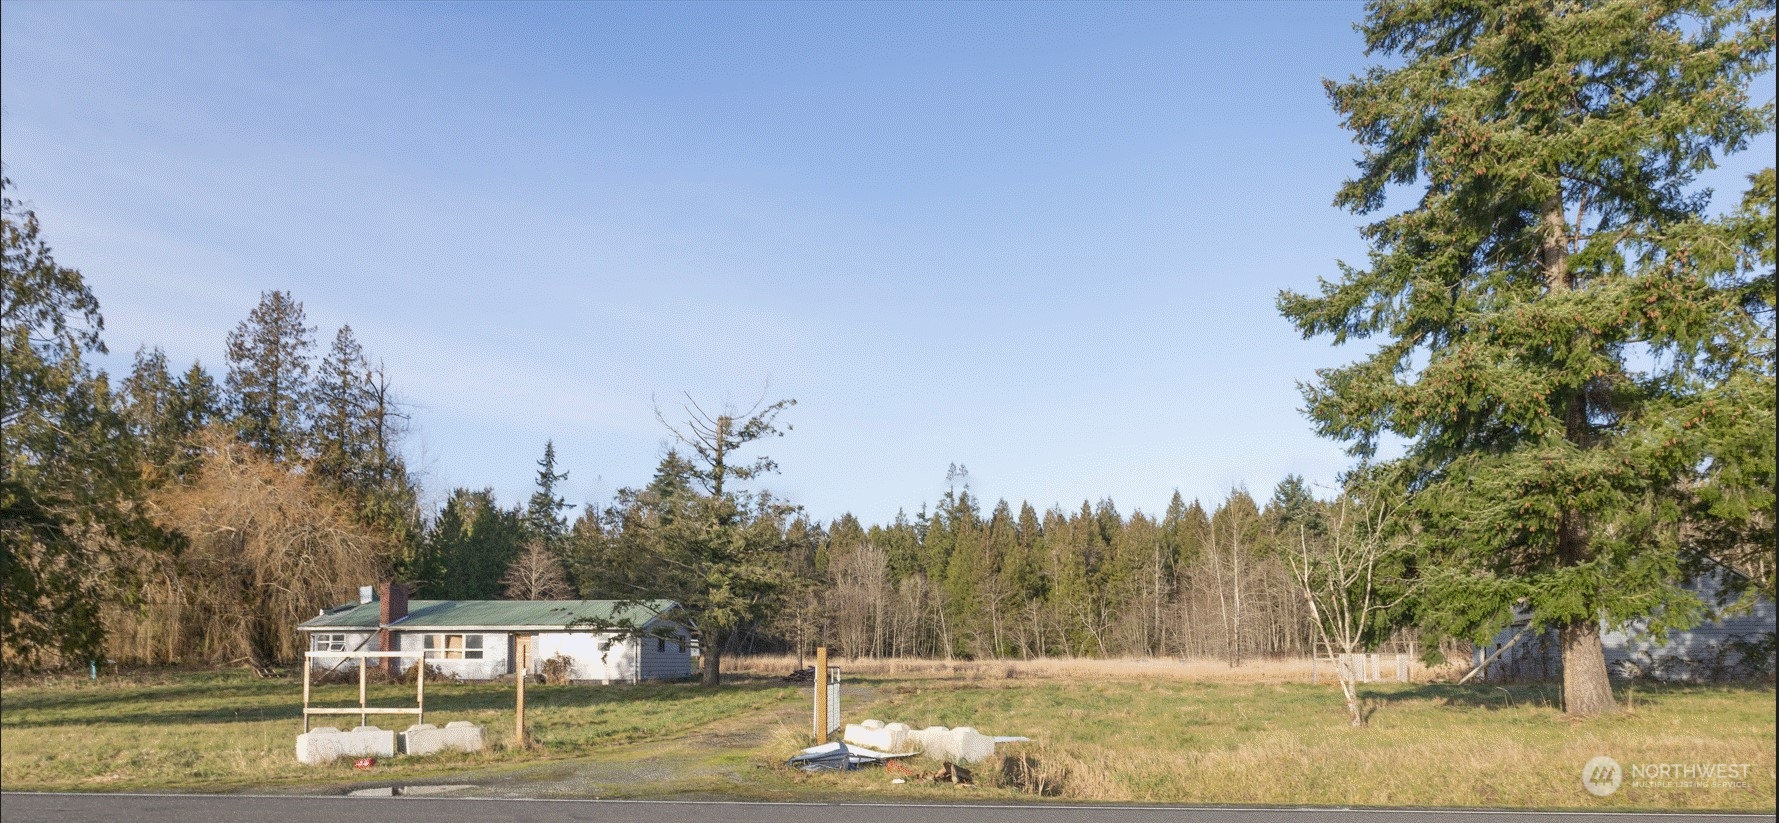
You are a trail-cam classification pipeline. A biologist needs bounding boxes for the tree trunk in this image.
[1342,680,1365,727]
[1561,619,1617,716]
[1541,193,1616,718]
[700,631,723,687]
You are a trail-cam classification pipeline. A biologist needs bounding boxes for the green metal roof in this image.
[299,599,680,631]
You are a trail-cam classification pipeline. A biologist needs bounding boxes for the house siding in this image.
[1476,573,1777,682]
[297,599,693,683]
[305,630,378,675]
[393,631,509,680]
[533,632,638,683]
[639,629,695,680]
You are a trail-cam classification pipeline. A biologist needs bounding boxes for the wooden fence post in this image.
[515,635,529,749]
[814,646,829,741]
[302,655,312,733]
[358,657,368,728]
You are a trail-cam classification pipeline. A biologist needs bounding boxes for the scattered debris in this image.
[788,741,853,772]
[842,743,917,763]
[877,756,972,784]
[782,667,816,682]
[788,740,918,772]
[352,757,377,770]
[930,762,973,785]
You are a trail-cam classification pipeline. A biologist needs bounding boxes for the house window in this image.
[677,635,686,654]
[312,634,347,652]
[657,637,667,653]
[423,634,484,660]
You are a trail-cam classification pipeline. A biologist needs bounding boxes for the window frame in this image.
[422,633,485,660]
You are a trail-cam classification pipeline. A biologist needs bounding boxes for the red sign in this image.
[353,757,376,770]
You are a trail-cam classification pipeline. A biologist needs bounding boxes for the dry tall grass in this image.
[725,653,1459,684]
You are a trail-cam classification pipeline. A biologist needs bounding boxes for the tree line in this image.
[0,187,1334,677]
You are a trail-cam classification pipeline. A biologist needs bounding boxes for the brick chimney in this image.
[376,581,408,676]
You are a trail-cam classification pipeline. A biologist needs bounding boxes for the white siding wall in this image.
[534,632,639,683]
[393,631,511,680]
[303,623,694,683]
[638,630,695,680]
[305,631,377,675]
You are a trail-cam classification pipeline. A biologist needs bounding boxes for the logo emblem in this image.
[1582,755,1622,797]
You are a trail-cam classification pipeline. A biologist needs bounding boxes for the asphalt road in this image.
[2,793,1769,823]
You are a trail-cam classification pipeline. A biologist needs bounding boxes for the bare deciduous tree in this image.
[501,541,572,600]
[1286,484,1413,727]
[104,430,387,675]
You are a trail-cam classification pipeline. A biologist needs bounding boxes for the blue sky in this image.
[3,2,1770,524]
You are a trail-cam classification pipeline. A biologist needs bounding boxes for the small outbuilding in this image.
[298,583,693,683]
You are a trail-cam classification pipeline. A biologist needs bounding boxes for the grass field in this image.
[2,660,1772,811]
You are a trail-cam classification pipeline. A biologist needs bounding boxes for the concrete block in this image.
[400,722,486,756]
[913,726,955,762]
[843,722,909,753]
[296,725,394,765]
[860,719,885,730]
[903,724,996,765]
[296,727,340,765]
[948,727,995,764]
[343,726,398,758]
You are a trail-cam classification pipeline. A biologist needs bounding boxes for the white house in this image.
[298,583,693,683]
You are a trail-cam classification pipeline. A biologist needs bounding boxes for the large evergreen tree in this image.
[225,290,315,463]
[648,394,799,686]
[416,489,526,600]
[310,325,375,492]
[120,347,179,480]
[1,178,157,669]
[524,440,572,542]
[1279,0,1774,714]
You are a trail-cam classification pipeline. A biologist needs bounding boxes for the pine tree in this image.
[981,500,1019,657]
[120,347,178,479]
[172,362,223,434]
[418,489,525,599]
[166,362,223,479]
[649,394,799,685]
[310,325,375,493]
[224,291,315,463]
[524,440,572,542]
[1208,489,1260,667]
[357,361,421,578]
[1,177,157,669]
[1279,0,1774,715]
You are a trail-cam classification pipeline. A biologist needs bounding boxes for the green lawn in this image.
[2,667,1772,811]
[0,669,801,793]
